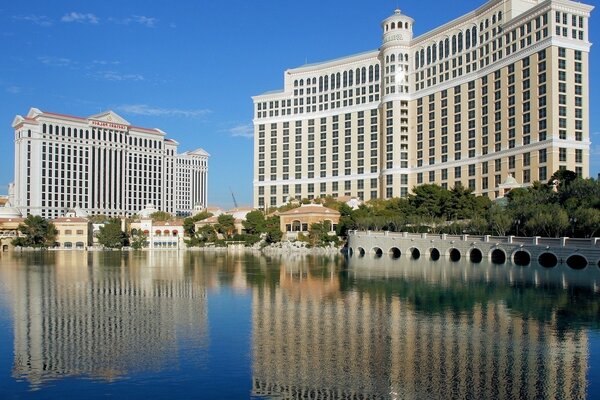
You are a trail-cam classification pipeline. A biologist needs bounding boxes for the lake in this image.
[0,251,599,399]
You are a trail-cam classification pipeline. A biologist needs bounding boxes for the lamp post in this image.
[570,217,577,238]
[515,219,521,237]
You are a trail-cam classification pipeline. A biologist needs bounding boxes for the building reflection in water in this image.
[0,251,211,389]
[252,255,597,399]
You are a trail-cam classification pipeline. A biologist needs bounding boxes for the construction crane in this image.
[229,187,239,208]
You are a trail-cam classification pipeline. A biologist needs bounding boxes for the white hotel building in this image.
[11,108,209,219]
[253,0,592,208]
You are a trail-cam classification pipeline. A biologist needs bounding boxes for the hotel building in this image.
[11,108,209,219]
[252,0,593,207]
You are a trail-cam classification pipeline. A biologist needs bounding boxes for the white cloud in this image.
[108,15,157,27]
[117,104,211,118]
[92,71,144,81]
[38,56,76,68]
[12,15,53,27]
[92,60,121,66]
[61,12,99,24]
[132,15,157,27]
[229,124,254,138]
[6,86,21,94]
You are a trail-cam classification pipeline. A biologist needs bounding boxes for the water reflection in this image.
[0,251,598,398]
[0,251,211,389]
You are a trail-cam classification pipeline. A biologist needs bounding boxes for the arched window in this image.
[348,70,353,85]
[420,48,425,66]
[415,52,419,69]
[432,43,437,62]
[452,35,457,54]
[445,38,450,57]
[492,14,496,24]
[391,22,395,29]
[294,80,298,87]
[330,73,335,89]
[472,27,478,46]
[312,77,316,85]
[324,75,328,90]
[355,68,360,84]
[336,72,341,88]
[466,29,471,49]
[458,32,463,52]
[390,54,395,62]
[319,76,323,92]
[368,65,374,82]
[480,22,484,31]
[439,41,444,59]
[343,71,347,87]
[361,67,366,83]
[498,11,503,21]
[374,64,380,81]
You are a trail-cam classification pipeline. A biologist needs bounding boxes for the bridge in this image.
[348,231,600,270]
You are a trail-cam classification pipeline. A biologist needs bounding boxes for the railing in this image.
[350,230,600,248]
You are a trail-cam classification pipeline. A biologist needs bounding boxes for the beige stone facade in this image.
[253,0,593,207]
[53,217,92,249]
[0,217,24,252]
[278,204,340,239]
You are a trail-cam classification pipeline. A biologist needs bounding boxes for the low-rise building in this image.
[53,217,92,249]
[0,203,25,252]
[130,219,184,249]
[279,204,340,240]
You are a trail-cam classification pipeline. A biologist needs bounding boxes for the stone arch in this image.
[409,247,421,260]
[490,248,506,264]
[389,247,401,259]
[470,248,483,263]
[357,247,365,257]
[372,247,383,258]
[566,254,588,270]
[429,248,441,261]
[512,250,531,266]
[538,252,558,268]
[449,248,461,262]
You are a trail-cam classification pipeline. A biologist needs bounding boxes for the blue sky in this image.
[0,0,598,208]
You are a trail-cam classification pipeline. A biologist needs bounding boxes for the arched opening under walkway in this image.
[389,247,401,259]
[372,247,383,258]
[357,247,365,258]
[430,248,440,261]
[470,248,483,263]
[566,254,588,270]
[491,249,506,264]
[449,248,461,262]
[409,248,421,260]
[538,253,558,268]
[513,250,531,266]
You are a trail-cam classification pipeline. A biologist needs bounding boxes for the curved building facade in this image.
[253,0,593,207]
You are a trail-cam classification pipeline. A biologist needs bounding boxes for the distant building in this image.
[53,216,92,250]
[0,203,24,252]
[253,0,592,208]
[11,108,209,219]
[278,204,340,240]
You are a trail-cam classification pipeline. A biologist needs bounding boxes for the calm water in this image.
[0,251,599,399]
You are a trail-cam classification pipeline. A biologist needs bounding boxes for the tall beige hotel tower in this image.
[253,0,593,208]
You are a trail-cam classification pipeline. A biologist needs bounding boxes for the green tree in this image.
[409,184,451,218]
[216,214,236,238]
[487,205,513,236]
[130,232,148,249]
[97,219,128,249]
[524,204,569,238]
[308,221,338,247]
[150,211,172,222]
[12,215,57,248]
[243,210,266,234]
[183,211,212,236]
[88,214,110,224]
[264,215,282,243]
[549,169,578,189]
[572,207,600,237]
